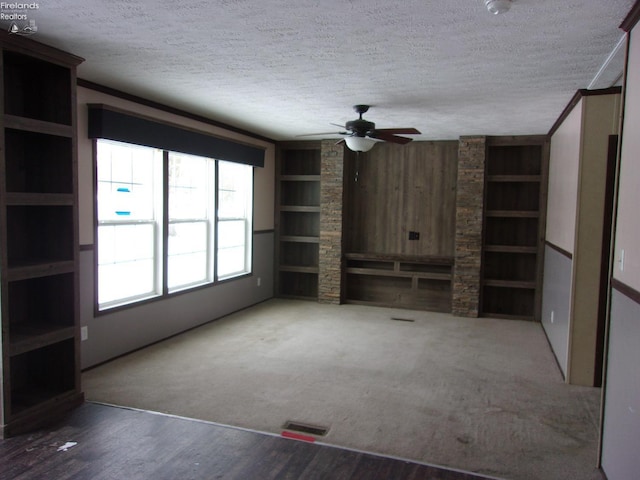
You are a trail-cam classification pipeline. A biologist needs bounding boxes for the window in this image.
[217,161,253,279]
[96,139,253,310]
[96,140,162,307]
[167,152,215,291]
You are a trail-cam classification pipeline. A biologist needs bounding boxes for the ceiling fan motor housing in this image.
[345,119,375,137]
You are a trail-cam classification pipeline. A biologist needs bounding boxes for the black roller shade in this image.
[88,104,264,167]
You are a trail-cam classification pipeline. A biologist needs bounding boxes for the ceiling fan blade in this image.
[374,128,421,135]
[295,131,343,137]
[370,131,414,145]
[330,123,347,129]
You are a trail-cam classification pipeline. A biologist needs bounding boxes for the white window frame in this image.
[167,151,216,292]
[96,140,163,310]
[95,139,254,312]
[216,161,253,280]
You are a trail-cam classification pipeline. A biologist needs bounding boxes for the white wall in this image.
[546,100,582,254]
[76,87,276,368]
[542,92,620,385]
[601,26,640,479]
[612,35,640,290]
[568,94,620,386]
[542,98,583,376]
[602,290,640,479]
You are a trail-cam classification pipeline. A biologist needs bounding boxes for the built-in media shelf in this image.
[4,127,73,194]
[344,253,453,312]
[480,139,548,320]
[276,142,321,300]
[1,32,84,437]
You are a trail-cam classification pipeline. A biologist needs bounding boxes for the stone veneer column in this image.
[452,136,486,317]
[318,140,344,304]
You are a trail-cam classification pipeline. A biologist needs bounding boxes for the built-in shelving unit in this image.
[344,253,453,311]
[0,33,84,437]
[275,142,321,299]
[480,138,548,320]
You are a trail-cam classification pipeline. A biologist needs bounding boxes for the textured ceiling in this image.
[8,0,634,141]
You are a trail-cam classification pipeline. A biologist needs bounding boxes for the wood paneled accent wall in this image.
[343,141,458,255]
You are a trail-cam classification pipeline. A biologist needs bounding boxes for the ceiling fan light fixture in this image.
[484,0,511,15]
[345,136,376,152]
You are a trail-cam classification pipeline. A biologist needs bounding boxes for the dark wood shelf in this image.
[279,235,319,244]
[278,145,321,175]
[276,145,321,299]
[11,389,81,418]
[344,253,453,312]
[344,252,454,266]
[3,47,75,126]
[4,128,74,194]
[4,193,75,206]
[346,267,451,281]
[1,33,82,438]
[278,270,318,299]
[487,175,541,182]
[483,245,538,253]
[4,114,74,137]
[7,260,75,282]
[278,265,319,274]
[480,141,547,320]
[482,279,536,289]
[9,338,77,413]
[279,175,321,182]
[485,210,539,218]
[6,205,75,269]
[279,205,320,213]
[9,325,75,357]
[279,211,320,237]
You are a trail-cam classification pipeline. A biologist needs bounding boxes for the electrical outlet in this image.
[408,231,420,240]
[257,277,261,287]
[81,326,88,341]
[550,311,554,324]
[620,249,625,272]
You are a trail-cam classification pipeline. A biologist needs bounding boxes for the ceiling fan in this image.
[301,105,421,152]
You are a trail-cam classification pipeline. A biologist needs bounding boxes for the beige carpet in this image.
[83,299,604,480]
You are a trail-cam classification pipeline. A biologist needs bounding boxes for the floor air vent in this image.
[282,421,329,437]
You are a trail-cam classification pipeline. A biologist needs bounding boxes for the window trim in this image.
[165,151,217,293]
[93,139,254,316]
[216,217,252,280]
[96,219,161,309]
[215,161,254,282]
[166,218,212,293]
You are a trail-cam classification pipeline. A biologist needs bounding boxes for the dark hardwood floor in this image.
[0,403,497,480]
